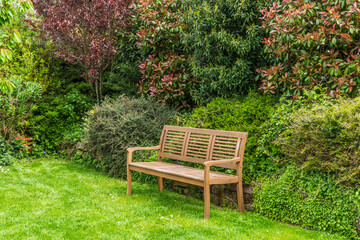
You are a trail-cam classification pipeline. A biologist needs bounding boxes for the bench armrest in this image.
[127,145,161,153]
[203,157,242,182]
[127,145,160,164]
[203,157,241,167]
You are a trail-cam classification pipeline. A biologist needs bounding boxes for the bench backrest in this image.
[158,125,248,170]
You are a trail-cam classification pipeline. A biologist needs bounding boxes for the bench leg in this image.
[158,177,163,191]
[127,167,132,196]
[237,182,244,213]
[204,184,210,219]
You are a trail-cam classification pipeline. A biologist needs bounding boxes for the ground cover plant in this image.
[254,166,360,239]
[0,159,347,239]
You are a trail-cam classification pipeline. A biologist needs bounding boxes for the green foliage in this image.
[0,0,33,66]
[258,0,360,99]
[29,82,93,152]
[275,96,360,186]
[0,24,61,88]
[82,95,176,178]
[182,0,266,104]
[102,28,141,98]
[254,88,340,178]
[134,0,195,108]
[0,152,15,166]
[177,93,278,181]
[254,166,360,239]
[0,77,42,141]
[71,152,103,170]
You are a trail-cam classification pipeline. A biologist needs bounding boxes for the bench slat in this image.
[129,162,238,184]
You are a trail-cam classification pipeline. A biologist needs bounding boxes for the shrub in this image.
[258,0,360,99]
[254,88,341,179]
[0,17,60,88]
[177,93,278,181]
[181,0,267,104]
[0,77,42,142]
[0,153,16,166]
[254,166,360,239]
[275,96,360,186]
[134,0,195,108]
[82,95,176,178]
[29,82,94,152]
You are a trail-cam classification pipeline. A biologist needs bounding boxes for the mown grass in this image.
[0,159,347,240]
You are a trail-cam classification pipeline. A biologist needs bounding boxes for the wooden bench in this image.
[126,125,248,218]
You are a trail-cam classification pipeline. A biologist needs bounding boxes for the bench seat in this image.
[129,162,239,186]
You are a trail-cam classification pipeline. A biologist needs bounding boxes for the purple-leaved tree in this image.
[32,0,133,103]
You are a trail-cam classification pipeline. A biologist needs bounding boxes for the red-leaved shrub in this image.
[258,0,360,99]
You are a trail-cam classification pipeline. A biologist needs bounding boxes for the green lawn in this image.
[0,159,346,240]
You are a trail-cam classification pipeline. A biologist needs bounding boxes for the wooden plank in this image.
[182,132,190,156]
[163,149,182,155]
[164,145,182,151]
[164,125,247,138]
[186,149,207,155]
[129,165,204,187]
[213,145,236,150]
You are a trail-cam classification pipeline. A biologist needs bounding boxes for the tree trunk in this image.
[95,79,100,105]
[99,72,103,102]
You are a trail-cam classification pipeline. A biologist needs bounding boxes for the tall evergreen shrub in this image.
[182,0,266,104]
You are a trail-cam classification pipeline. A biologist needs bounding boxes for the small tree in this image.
[33,0,133,103]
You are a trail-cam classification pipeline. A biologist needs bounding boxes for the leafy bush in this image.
[177,93,278,181]
[0,78,42,142]
[254,88,341,178]
[258,0,360,98]
[82,95,176,178]
[29,82,93,152]
[182,0,266,104]
[134,0,195,108]
[254,166,360,239]
[0,153,16,166]
[275,96,360,186]
[0,17,60,88]
[103,28,141,98]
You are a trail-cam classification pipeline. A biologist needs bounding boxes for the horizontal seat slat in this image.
[129,162,238,184]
